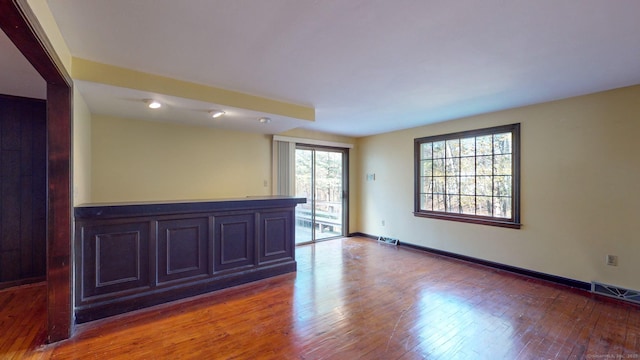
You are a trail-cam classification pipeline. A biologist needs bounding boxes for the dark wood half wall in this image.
[0,0,73,343]
[74,196,305,323]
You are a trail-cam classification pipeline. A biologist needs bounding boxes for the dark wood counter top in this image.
[75,196,306,219]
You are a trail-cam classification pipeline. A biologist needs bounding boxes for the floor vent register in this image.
[591,282,640,305]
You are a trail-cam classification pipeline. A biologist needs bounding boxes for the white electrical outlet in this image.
[606,255,618,266]
[381,220,385,226]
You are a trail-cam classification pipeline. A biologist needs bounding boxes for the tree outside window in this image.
[414,124,521,229]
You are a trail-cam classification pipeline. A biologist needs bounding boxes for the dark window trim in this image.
[414,123,521,229]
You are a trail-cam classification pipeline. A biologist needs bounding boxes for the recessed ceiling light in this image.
[209,110,225,118]
[258,117,271,124]
[145,99,162,109]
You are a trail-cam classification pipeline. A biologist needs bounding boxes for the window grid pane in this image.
[416,125,519,226]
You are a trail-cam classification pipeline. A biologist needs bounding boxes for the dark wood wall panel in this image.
[215,214,255,271]
[96,232,141,286]
[20,173,33,276]
[80,222,150,300]
[158,217,209,283]
[0,95,46,285]
[260,211,292,264]
[1,139,22,251]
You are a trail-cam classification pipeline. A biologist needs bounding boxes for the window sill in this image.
[413,212,522,229]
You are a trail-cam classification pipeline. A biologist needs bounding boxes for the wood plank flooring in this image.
[1,237,639,359]
[0,282,47,360]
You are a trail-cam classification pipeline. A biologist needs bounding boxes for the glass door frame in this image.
[295,144,349,245]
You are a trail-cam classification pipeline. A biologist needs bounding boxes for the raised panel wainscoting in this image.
[215,214,255,272]
[74,196,305,323]
[158,217,209,283]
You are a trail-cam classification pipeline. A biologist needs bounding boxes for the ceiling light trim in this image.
[145,99,161,109]
[209,110,225,118]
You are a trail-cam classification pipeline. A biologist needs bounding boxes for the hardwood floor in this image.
[0,283,47,360]
[2,237,639,359]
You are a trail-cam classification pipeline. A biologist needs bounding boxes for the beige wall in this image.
[73,89,92,205]
[91,115,276,202]
[357,85,640,291]
[91,120,360,233]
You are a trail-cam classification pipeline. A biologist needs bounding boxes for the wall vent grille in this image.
[377,236,398,245]
[591,282,640,304]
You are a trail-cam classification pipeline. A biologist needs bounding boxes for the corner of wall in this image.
[24,0,73,72]
[72,89,91,205]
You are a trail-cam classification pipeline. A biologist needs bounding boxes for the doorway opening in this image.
[1,1,73,342]
[294,145,348,244]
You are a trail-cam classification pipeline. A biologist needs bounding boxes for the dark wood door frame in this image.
[0,0,73,342]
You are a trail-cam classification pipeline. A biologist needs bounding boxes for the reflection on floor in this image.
[295,224,342,244]
[2,237,639,359]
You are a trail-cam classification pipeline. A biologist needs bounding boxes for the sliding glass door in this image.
[295,146,347,244]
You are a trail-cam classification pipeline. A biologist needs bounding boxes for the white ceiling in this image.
[44,0,640,137]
